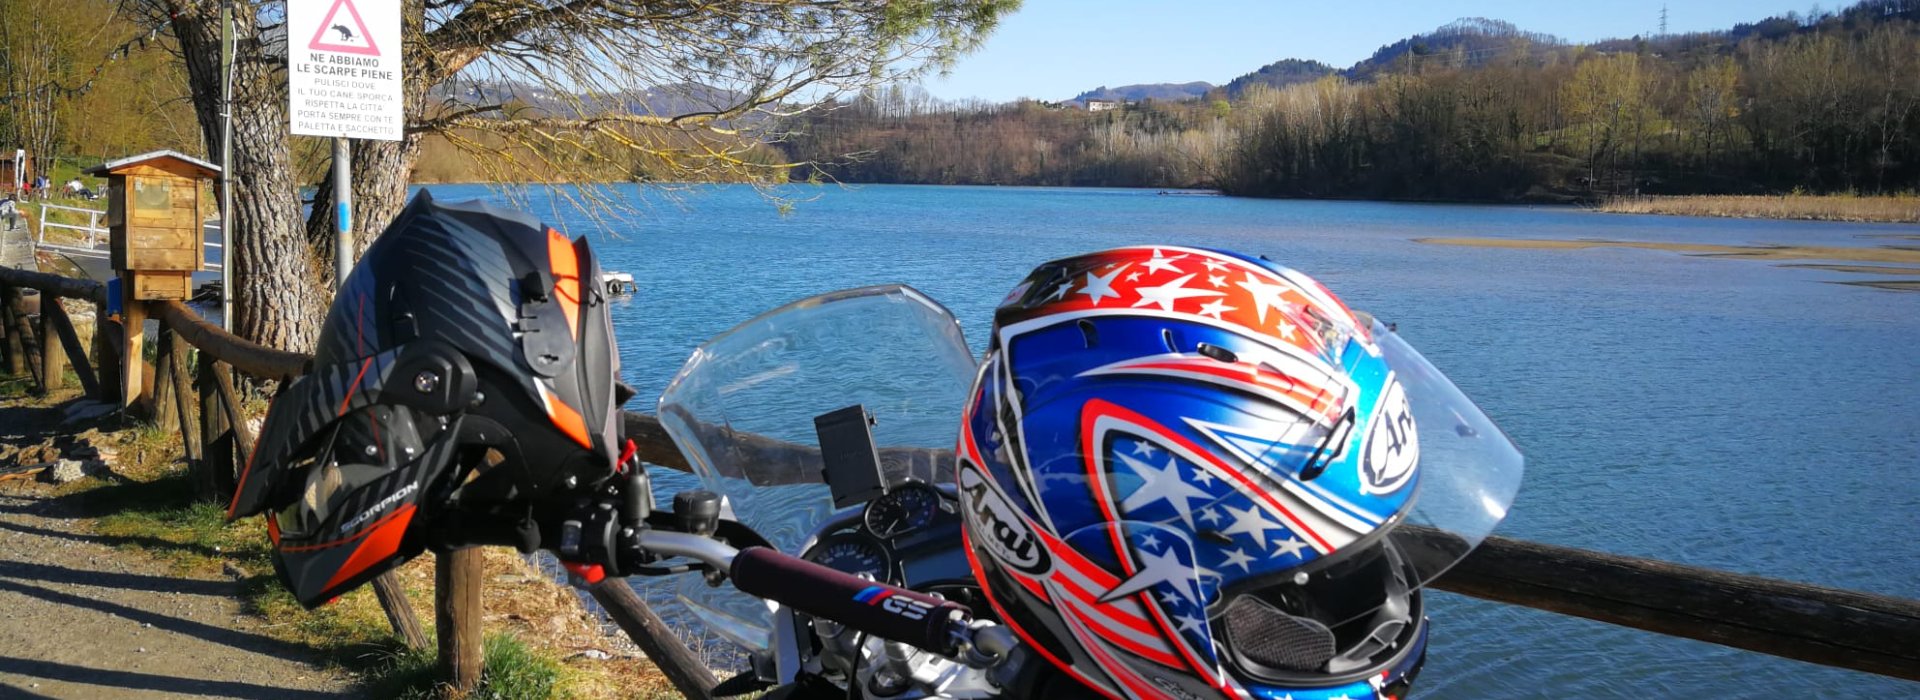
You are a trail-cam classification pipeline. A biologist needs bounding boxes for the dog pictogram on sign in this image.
[308,0,381,56]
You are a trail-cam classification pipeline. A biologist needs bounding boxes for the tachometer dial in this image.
[864,481,943,538]
[803,532,892,581]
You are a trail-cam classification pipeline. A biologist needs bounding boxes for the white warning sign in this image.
[288,0,402,141]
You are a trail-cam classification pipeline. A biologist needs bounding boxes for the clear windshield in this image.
[655,285,977,648]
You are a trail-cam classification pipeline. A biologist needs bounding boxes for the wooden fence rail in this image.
[3,263,1917,697]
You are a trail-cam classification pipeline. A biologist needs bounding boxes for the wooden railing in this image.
[3,264,1917,699]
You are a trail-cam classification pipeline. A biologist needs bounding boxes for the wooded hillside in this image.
[781,0,1920,200]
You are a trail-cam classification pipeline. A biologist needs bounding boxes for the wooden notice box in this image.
[85,150,221,409]
[89,151,220,284]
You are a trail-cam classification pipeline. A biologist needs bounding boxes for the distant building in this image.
[1086,99,1121,112]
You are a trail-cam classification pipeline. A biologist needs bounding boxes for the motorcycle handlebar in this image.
[620,531,974,656]
[731,546,971,656]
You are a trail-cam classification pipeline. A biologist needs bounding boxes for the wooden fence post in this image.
[119,287,145,409]
[0,285,14,379]
[168,330,199,474]
[197,352,234,500]
[152,319,177,430]
[95,302,122,404]
[590,580,720,699]
[372,573,429,650]
[4,287,45,393]
[40,300,96,398]
[210,361,253,463]
[38,300,63,391]
[1,286,22,377]
[436,548,485,694]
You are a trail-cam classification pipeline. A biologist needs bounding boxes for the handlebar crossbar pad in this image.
[730,546,969,655]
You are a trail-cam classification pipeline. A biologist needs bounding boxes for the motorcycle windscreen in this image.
[655,284,977,648]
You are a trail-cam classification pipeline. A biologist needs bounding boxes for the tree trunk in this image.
[168,0,329,353]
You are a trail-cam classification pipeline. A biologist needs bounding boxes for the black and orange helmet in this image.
[227,191,625,607]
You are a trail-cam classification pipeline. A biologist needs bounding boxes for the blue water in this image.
[420,183,1920,698]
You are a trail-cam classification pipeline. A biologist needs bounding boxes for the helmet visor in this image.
[1241,318,1524,588]
[1367,318,1525,585]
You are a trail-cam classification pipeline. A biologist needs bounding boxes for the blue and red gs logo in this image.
[854,585,936,621]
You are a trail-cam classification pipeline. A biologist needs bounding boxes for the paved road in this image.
[1,213,31,269]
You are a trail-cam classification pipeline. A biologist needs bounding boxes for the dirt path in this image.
[2,209,32,269]
[0,481,356,699]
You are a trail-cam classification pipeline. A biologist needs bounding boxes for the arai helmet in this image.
[227,191,626,607]
[957,247,1522,699]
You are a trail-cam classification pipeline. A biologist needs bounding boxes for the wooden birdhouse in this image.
[86,150,220,301]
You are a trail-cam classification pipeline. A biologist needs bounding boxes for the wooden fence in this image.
[3,264,1917,699]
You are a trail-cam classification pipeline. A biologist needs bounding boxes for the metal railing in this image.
[31,204,108,259]
[29,205,224,272]
[202,220,223,271]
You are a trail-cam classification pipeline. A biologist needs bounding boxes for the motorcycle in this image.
[653,284,1009,697]
[569,283,1522,699]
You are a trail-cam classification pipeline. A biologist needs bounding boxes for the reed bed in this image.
[1598,194,1920,224]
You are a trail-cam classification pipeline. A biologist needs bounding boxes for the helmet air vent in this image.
[1077,319,1099,348]
[1222,595,1336,673]
[1196,343,1237,364]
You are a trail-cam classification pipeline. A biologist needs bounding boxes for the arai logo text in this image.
[1360,378,1418,495]
[959,464,1052,575]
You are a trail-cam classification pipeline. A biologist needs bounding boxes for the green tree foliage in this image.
[0,0,197,169]
[782,92,1231,188]
[787,1,1920,200]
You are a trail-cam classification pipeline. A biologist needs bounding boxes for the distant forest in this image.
[780,0,1920,201]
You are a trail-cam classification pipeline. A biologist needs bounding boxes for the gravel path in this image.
[0,483,356,699]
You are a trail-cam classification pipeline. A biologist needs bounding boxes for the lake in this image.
[420,183,1920,698]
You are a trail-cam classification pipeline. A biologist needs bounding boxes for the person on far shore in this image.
[65,177,93,199]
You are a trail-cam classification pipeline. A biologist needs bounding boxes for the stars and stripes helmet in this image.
[958,247,1524,699]
[227,191,627,608]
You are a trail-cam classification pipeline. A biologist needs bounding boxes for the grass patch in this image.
[368,634,562,700]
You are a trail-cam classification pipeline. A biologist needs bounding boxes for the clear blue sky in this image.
[926,0,1822,102]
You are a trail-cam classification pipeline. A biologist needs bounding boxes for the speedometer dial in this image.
[803,532,892,581]
[864,481,943,538]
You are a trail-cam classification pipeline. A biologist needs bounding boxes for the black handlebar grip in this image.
[730,546,969,655]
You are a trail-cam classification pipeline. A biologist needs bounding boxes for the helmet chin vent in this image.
[1222,595,1335,673]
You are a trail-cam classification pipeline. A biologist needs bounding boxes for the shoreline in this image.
[403,181,1920,224]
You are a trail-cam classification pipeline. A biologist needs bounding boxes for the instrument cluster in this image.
[802,481,963,586]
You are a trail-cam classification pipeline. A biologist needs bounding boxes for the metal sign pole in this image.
[333,137,351,292]
[219,0,235,330]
